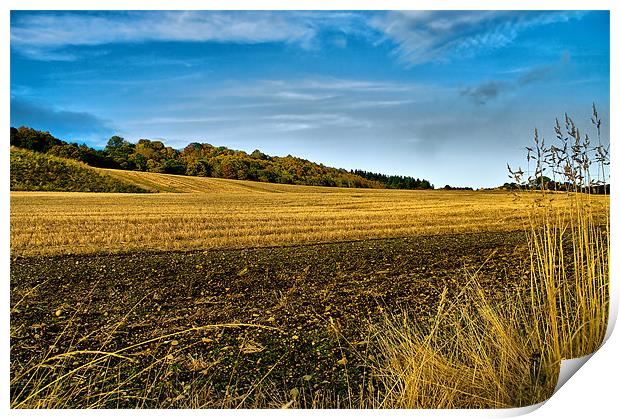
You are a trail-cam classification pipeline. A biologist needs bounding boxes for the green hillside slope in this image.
[10,147,148,193]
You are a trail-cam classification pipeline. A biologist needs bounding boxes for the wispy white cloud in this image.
[10,10,368,61]
[261,113,372,130]
[269,122,314,132]
[295,78,419,93]
[370,11,587,65]
[194,77,440,135]
[272,91,335,101]
[126,116,231,126]
[11,10,585,65]
[346,99,415,109]
[219,82,336,102]
[57,72,207,88]
[13,11,308,44]
[218,77,427,103]
[13,47,78,61]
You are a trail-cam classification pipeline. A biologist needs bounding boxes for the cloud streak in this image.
[218,77,428,104]
[261,113,372,131]
[517,65,556,85]
[370,10,586,65]
[10,10,368,61]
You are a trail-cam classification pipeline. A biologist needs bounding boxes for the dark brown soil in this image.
[10,231,530,408]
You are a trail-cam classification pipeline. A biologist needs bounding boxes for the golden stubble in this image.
[10,172,609,257]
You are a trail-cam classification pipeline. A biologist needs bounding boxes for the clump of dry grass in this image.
[371,283,556,408]
[523,105,609,361]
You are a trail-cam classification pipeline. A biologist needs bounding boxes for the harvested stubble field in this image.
[9,171,610,408]
[10,171,607,257]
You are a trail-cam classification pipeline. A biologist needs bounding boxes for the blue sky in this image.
[10,10,610,188]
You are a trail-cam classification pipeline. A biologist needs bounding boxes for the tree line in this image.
[352,169,433,190]
[10,126,434,190]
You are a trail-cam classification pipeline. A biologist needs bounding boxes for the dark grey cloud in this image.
[460,81,511,105]
[462,59,566,105]
[10,98,114,140]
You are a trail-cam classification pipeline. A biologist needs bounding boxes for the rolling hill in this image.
[11,147,379,194]
[98,167,377,193]
[10,147,148,193]
[10,126,434,190]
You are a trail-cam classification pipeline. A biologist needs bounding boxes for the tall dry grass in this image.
[372,105,609,408]
[524,106,609,361]
[372,283,556,408]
